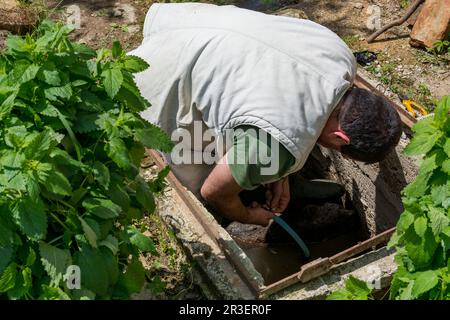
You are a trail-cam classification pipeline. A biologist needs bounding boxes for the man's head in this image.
[318,88,402,163]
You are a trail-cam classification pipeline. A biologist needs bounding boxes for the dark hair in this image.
[338,88,402,164]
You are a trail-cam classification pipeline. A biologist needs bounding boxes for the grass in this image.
[341,35,360,48]
[363,54,436,111]
[399,0,410,9]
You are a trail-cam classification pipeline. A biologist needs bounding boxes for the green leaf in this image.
[443,140,450,158]
[149,165,170,193]
[73,112,100,133]
[434,95,450,125]
[6,35,28,53]
[100,247,119,286]
[123,55,149,73]
[344,275,372,299]
[55,109,82,162]
[404,131,441,156]
[127,226,158,255]
[414,216,428,237]
[0,246,14,275]
[12,197,47,241]
[412,270,439,298]
[112,41,123,59]
[431,184,450,209]
[0,263,17,293]
[42,69,61,86]
[44,84,72,101]
[148,275,166,294]
[135,177,155,213]
[19,64,40,84]
[428,207,449,236]
[4,125,28,148]
[92,161,110,190]
[419,151,440,175]
[99,235,119,255]
[134,125,174,153]
[405,227,438,269]
[72,42,96,59]
[105,137,131,169]
[101,68,123,99]
[24,129,57,160]
[45,171,72,196]
[39,242,72,287]
[109,183,130,210]
[128,142,145,167]
[442,159,450,175]
[78,91,105,112]
[0,92,17,120]
[7,267,32,299]
[26,248,36,267]
[399,280,414,300]
[82,197,122,219]
[396,210,415,233]
[403,172,432,198]
[74,245,109,296]
[115,72,150,112]
[326,275,371,300]
[0,216,15,247]
[117,257,145,295]
[79,217,98,248]
[39,285,71,300]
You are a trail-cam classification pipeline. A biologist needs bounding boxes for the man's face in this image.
[317,106,350,151]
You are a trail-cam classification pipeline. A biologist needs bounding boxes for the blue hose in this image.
[272,215,310,258]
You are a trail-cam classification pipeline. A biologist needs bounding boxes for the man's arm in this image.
[200,155,274,226]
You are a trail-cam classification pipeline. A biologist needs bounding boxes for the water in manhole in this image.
[226,156,366,285]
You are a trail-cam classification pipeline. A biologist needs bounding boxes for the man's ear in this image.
[332,130,350,145]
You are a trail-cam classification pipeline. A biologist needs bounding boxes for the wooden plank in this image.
[354,74,417,130]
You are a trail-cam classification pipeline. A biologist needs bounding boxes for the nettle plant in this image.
[0,20,173,299]
[328,95,450,300]
[388,95,450,299]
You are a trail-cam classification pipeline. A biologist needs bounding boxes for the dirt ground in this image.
[1,0,448,299]
[38,0,448,109]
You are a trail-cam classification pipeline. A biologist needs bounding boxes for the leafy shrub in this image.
[0,20,173,299]
[327,95,450,300]
[327,275,373,300]
[388,95,450,299]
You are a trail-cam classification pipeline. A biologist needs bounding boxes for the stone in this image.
[353,3,364,9]
[410,0,450,48]
[113,3,137,24]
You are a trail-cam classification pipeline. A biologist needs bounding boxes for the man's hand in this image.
[200,154,274,226]
[265,177,290,213]
[247,201,274,226]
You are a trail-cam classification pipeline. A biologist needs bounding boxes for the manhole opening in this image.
[225,145,406,286]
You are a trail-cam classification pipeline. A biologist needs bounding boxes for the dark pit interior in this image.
[224,145,411,285]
